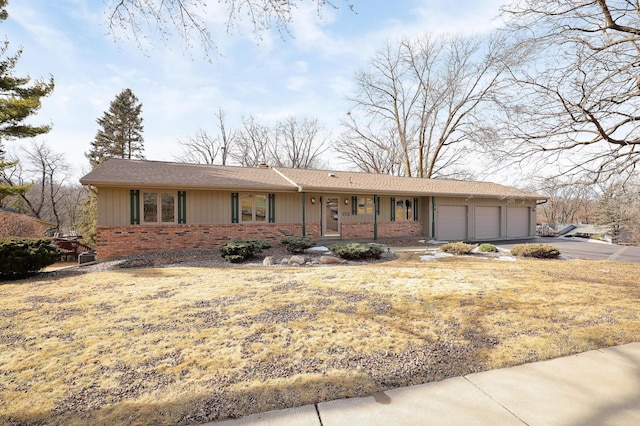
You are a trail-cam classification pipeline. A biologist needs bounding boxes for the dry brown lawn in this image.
[1,253,639,425]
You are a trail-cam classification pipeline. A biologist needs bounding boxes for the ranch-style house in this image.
[80,159,546,259]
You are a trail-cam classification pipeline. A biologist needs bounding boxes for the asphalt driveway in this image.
[495,237,640,263]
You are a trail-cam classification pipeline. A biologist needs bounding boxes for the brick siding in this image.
[341,221,424,239]
[96,222,421,259]
[378,221,424,238]
[97,223,311,259]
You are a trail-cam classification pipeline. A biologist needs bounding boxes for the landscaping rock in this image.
[263,256,276,266]
[288,255,306,265]
[281,258,290,265]
[320,255,343,264]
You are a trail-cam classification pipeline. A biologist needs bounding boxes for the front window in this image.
[357,196,374,215]
[142,191,176,223]
[395,198,413,221]
[240,194,268,222]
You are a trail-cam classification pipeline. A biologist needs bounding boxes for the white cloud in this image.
[286,76,308,92]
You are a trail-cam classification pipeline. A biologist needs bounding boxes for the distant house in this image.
[0,208,56,238]
[80,159,546,259]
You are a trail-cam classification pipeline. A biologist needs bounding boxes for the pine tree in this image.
[86,88,144,168]
[594,183,626,244]
[0,0,54,200]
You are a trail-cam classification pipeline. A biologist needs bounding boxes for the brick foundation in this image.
[96,221,421,259]
[378,221,424,238]
[97,223,311,259]
[341,221,424,239]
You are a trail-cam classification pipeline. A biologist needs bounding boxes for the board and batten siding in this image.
[187,190,229,224]
[97,187,313,226]
[97,187,131,226]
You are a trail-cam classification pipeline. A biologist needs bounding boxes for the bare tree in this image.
[20,142,69,226]
[336,125,402,175]
[174,108,236,165]
[1,142,72,229]
[233,115,271,167]
[499,0,640,183]
[338,33,520,178]
[532,178,597,224]
[271,116,327,168]
[106,0,355,56]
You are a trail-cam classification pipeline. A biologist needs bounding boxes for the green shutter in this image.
[130,189,140,225]
[413,197,419,221]
[352,196,358,215]
[231,192,239,223]
[390,197,396,222]
[268,193,276,223]
[374,195,379,240]
[178,191,187,224]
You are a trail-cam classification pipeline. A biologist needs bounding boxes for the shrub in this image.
[219,239,271,263]
[329,243,383,260]
[0,238,60,279]
[281,236,316,253]
[0,212,40,238]
[510,243,560,259]
[440,242,475,255]
[477,243,498,253]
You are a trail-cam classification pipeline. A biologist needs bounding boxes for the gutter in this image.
[272,168,303,192]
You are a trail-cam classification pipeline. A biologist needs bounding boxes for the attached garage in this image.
[507,207,530,238]
[437,205,467,241]
[475,206,501,240]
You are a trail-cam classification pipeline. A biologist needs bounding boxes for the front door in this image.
[323,197,340,237]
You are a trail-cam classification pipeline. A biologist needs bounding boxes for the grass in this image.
[1,254,639,424]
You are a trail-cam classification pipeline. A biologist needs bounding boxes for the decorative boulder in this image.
[263,256,276,266]
[288,255,306,265]
[281,258,290,265]
[320,255,343,264]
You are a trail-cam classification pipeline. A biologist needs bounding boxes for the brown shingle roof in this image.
[80,159,296,191]
[80,159,544,200]
[274,167,543,199]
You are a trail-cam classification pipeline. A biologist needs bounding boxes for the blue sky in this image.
[2,0,506,180]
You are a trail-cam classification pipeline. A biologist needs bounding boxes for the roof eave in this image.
[80,181,298,192]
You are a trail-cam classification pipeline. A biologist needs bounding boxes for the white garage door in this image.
[437,205,467,241]
[475,206,500,240]
[507,207,530,238]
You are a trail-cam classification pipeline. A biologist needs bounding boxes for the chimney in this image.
[258,163,269,169]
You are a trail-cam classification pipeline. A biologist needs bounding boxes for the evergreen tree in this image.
[594,183,627,244]
[0,160,31,200]
[74,189,97,247]
[0,0,54,200]
[86,88,144,168]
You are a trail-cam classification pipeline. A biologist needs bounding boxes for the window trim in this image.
[140,190,178,224]
[392,196,416,222]
[357,196,375,215]
[239,193,270,223]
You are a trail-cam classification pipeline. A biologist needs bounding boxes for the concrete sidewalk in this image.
[209,342,640,425]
